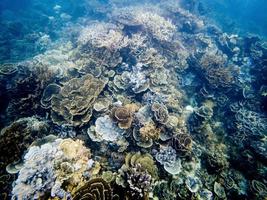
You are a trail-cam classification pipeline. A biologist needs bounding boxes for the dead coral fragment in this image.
[72,178,119,200]
[51,74,107,127]
[151,102,169,124]
[110,104,139,129]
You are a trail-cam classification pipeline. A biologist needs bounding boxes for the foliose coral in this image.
[151,102,169,124]
[72,178,119,200]
[155,146,182,175]
[50,74,107,127]
[110,104,139,129]
[133,122,161,148]
[171,133,193,154]
[78,22,129,51]
[89,115,125,142]
[0,63,18,76]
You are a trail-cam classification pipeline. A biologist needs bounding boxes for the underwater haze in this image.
[0,0,267,200]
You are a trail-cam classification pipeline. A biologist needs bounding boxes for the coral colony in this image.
[0,0,267,200]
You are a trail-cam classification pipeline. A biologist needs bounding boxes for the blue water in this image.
[199,0,267,38]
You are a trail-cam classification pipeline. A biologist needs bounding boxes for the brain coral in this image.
[72,178,119,200]
[51,74,107,127]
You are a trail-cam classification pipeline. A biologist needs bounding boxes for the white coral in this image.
[78,22,129,50]
[94,115,125,142]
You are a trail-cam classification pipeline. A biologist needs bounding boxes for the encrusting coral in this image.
[50,74,107,127]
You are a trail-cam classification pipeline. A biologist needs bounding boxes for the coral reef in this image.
[1,1,267,200]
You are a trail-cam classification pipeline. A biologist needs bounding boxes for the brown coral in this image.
[51,74,107,127]
[151,102,169,124]
[72,178,119,200]
[133,122,161,148]
[0,117,49,170]
[110,104,139,129]
[199,53,235,88]
[171,133,192,154]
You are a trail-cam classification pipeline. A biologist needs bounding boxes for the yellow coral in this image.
[139,122,161,141]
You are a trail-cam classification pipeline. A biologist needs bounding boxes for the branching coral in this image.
[72,178,119,200]
[136,48,167,68]
[111,7,176,41]
[12,138,92,200]
[78,22,129,51]
[116,152,158,198]
[51,74,107,127]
